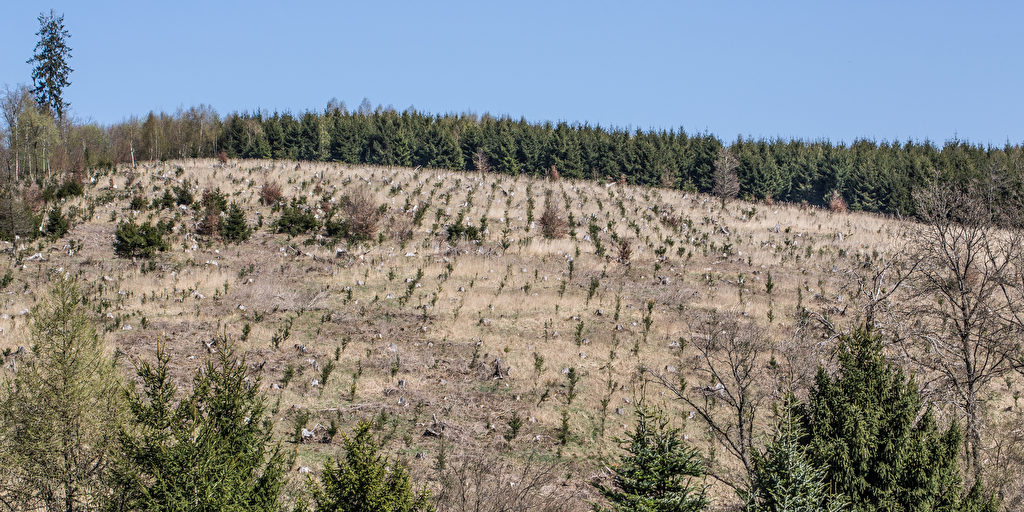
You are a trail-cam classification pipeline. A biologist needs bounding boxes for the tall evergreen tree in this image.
[365,111,412,166]
[594,404,709,512]
[110,343,287,511]
[27,10,73,120]
[800,327,996,512]
[547,123,584,179]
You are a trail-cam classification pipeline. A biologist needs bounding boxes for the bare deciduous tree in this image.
[651,310,771,492]
[434,449,582,512]
[905,183,1023,477]
[712,147,740,200]
[539,192,568,239]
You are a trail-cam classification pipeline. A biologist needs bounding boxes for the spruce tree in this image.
[44,205,69,237]
[747,396,845,512]
[594,404,709,512]
[801,327,996,512]
[110,342,287,511]
[220,202,252,243]
[27,9,73,119]
[308,421,433,512]
[0,191,39,241]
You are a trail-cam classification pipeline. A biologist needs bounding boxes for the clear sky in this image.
[1,1,1021,145]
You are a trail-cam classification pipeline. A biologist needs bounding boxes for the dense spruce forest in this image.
[5,89,1024,219]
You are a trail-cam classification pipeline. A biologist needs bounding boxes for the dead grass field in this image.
[0,159,1018,509]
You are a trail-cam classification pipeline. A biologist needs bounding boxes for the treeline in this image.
[5,93,1024,218]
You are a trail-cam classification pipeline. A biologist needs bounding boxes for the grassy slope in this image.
[0,158,988,509]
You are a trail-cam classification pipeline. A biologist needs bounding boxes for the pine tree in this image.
[308,421,433,512]
[0,279,121,511]
[801,327,995,512]
[595,404,709,512]
[547,123,583,179]
[27,10,72,120]
[110,342,287,511]
[0,191,39,241]
[44,205,69,237]
[113,219,167,258]
[220,202,251,243]
[747,396,845,512]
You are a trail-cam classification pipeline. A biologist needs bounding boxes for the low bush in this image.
[114,219,168,258]
[446,215,480,242]
[201,188,228,215]
[275,199,319,236]
[172,181,194,207]
[260,181,283,206]
[539,194,568,239]
[325,187,381,242]
[828,190,848,213]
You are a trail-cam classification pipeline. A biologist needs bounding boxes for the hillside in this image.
[0,159,1018,509]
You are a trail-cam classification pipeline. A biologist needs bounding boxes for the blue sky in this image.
[1,1,1021,145]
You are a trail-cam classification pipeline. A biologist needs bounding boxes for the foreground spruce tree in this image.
[110,343,286,511]
[747,396,845,512]
[0,279,121,511]
[594,404,709,512]
[307,421,433,512]
[800,327,996,512]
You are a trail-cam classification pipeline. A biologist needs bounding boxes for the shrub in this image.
[217,150,229,164]
[828,190,848,213]
[44,207,69,238]
[446,215,480,242]
[332,186,380,242]
[539,194,568,239]
[196,188,229,238]
[617,239,632,264]
[56,179,84,200]
[260,181,282,206]
[113,219,167,258]
[275,199,319,236]
[152,189,176,210]
[172,182,194,207]
[197,212,220,237]
[129,195,147,211]
[220,203,251,243]
[201,188,228,215]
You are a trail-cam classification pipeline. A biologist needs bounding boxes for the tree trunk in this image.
[966,382,980,477]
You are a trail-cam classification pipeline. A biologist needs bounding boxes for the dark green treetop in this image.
[28,9,73,120]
